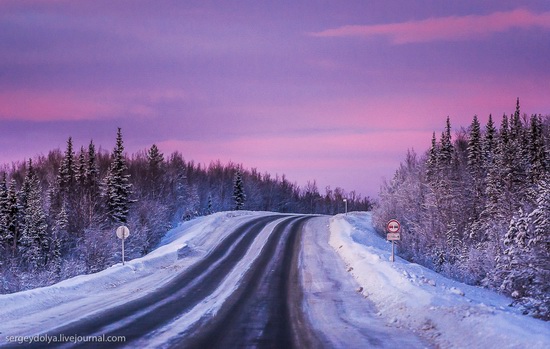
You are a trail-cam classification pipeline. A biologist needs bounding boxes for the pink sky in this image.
[1,1,549,197]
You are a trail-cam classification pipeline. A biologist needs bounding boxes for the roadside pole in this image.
[386,219,401,262]
[343,199,347,215]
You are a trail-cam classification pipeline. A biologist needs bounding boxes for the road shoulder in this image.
[299,216,430,348]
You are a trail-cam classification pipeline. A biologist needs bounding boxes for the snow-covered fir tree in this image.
[57,137,76,195]
[426,132,438,181]
[5,180,18,255]
[0,173,11,263]
[18,160,49,270]
[50,203,68,278]
[482,114,497,163]
[467,115,484,218]
[233,169,246,210]
[104,128,133,224]
[147,143,165,198]
[206,193,214,215]
[75,146,87,189]
[86,140,100,194]
[0,174,9,241]
[528,114,547,184]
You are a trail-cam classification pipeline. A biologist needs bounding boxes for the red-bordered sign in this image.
[386,219,401,233]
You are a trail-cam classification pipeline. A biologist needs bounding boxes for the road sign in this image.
[386,219,401,233]
[116,225,130,240]
[387,233,401,241]
[386,219,401,263]
[116,226,130,265]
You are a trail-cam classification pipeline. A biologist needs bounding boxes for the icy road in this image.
[0,212,549,348]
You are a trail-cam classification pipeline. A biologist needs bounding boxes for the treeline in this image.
[373,99,549,320]
[0,128,372,293]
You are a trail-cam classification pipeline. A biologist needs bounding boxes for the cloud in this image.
[0,91,121,121]
[310,8,550,44]
[0,88,192,121]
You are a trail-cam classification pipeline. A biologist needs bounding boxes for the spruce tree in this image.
[531,175,550,245]
[84,140,101,226]
[233,169,246,210]
[75,146,87,189]
[207,193,214,215]
[86,140,100,194]
[510,98,523,145]
[51,204,68,278]
[439,116,453,169]
[18,160,49,269]
[426,132,438,182]
[528,114,547,183]
[496,114,514,212]
[467,115,484,218]
[105,128,133,224]
[6,179,18,254]
[147,144,165,197]
[528,176,550,319]
[0,173,9,245]
[483,114,497,162]
[0,173,11,263]
[58,137,76,195]
[147,144,164,175]
[467,115,483,177]
[507,99,529,200]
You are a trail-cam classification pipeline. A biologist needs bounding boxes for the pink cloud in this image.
[310,9,550,44]
[0,91,120,121]
[0,88,190,121]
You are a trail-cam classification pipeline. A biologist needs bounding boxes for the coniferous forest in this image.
[0,128,372,294]
[373,100,549,320]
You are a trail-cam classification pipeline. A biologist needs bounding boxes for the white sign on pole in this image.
[116,226,130,265]
[387,233,401,241]
[116,225,130,240]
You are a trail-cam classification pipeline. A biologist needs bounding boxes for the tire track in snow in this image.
[177,215,320,349]
[16,215,284,349]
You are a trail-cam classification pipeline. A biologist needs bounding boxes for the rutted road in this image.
[17,215,317,348]
[177,216,319,349]
[6,214,430,349]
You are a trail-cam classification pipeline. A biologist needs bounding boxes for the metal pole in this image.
[122,237,125,265]
[391,241,395,262]
[344,199,347,215]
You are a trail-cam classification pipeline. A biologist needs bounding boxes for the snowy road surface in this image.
[0,211,549,348]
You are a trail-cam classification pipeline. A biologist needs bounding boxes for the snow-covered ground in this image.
[0,211,279,344]
[300,216,430,348]
[0,211,548,348]
[330,212,550,349]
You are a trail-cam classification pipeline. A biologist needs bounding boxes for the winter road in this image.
[4,214,428,348]
[13,215,315,348]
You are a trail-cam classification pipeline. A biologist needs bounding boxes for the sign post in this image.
[386,219,401,262]
[116,225,130,265]
[343,199,347,215]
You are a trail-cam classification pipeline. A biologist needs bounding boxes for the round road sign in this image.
[116,225,130,240]
[386,219,401,233]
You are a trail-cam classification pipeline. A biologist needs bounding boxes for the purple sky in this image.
[1,1,549,197]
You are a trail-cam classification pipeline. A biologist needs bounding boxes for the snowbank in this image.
[329,212,550,349]
[0,211,267,337]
